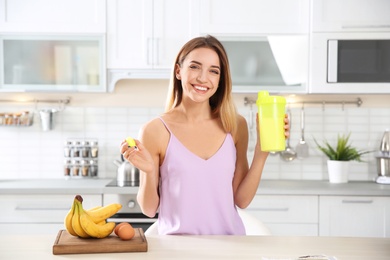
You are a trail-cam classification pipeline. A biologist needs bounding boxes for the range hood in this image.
[107,35,309,94]
[221,35,308,93]
[107,69,170,92]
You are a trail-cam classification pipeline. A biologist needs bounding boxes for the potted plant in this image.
[314,133,372,183]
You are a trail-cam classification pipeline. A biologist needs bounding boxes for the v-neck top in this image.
[157,117,245,235]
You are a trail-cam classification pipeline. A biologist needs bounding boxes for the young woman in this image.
[120,35,290,235]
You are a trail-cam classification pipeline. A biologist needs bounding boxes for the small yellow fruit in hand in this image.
[126,137,136,147]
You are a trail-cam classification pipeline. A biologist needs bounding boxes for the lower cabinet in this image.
[246,195,319,236]
[319,196,390,238]
[0,194,102,235]
[248,194,390,238]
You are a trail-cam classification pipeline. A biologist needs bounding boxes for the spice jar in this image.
[72,140,81,158]
[72,160,80,177]
[81,140,90,158]
[20,111,31,126]
[80,160,90,177]
[89,159,98,177]
[4,113,13,125]
[90,140,99,158]
[64,140,72,157]
[13,113,22,125]
[64,159,72,177]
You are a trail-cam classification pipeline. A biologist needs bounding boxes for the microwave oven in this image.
[310,33,390,94]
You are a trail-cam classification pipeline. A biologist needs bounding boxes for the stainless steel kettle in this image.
[113,156,140,187]
[376,130,390,178]
[379,130,390,154]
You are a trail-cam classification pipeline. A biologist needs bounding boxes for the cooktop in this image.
[105,179,139,187]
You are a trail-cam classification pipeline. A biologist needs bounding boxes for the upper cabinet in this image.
[0,35,106,92]
[0,0,106,34]
[312,0,390,33]
[106,0,196,91]
[189,0,310,94]
[196,0,310,35]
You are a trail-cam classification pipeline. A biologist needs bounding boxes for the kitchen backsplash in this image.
[0,103,389,181]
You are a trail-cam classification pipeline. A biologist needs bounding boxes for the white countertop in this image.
[0,234,389,260]
[0,179,389,196]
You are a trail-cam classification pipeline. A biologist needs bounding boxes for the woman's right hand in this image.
[120,139,155,174]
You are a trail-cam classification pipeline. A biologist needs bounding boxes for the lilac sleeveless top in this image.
[157,117,245,235]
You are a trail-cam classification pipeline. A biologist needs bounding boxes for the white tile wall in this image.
[0,104,389,181]
[240,105,390,182]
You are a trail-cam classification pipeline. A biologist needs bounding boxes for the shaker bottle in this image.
[256,91,286,152]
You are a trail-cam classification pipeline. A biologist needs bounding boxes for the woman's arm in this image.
[120,119,163,217]
[233,114,290,209]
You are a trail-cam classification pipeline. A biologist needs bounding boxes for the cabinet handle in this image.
[15,206,69,211]
[147,38,152,65]
[342,25,390,29]
[341,200,373,204]
[155,38,159,66]
[249,207,289,212]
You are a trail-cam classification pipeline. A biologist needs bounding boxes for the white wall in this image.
[0,79,389,181]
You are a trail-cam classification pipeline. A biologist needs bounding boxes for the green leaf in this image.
[314,133,372,162]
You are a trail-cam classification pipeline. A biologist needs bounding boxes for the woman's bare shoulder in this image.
[237,114,247,126]
[236,114,248,133]
[140,117,166,139]
[235,114,249,143]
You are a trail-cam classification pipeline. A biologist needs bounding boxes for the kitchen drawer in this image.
[247,195,318,224]
[267,223,318,236]
[0,194,102,223]
[319,196,390,237]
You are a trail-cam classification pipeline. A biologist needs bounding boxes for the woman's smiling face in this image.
[176,47,221,104]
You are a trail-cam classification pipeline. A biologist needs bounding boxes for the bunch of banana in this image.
[64,195,122,238]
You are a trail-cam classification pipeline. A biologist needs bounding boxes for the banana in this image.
[87,206,102,211]
[72,200,91,238]
[64,195,121,239]
[86,203,122,224]
[79,204,116,238]
[64,199,78,236]
[96,220,106,225]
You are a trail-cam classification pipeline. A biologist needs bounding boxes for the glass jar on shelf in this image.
[4,113,13,125]
[64,159,72,178]
[81,140,90,158]
[64,140,72,157]
[90,140,99,158]
[12,113,21,125]
[80,160,90,177]
[89,159,98,177]
[20,111,31,126]
[72,160,80,177]
[72,140,81,158]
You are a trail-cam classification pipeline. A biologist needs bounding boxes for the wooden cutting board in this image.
[52,228,147,255]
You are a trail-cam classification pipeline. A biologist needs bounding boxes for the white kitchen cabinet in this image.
[312,0,390,32]
[319,196,390,238]
[195,0,309,35]
[0,194,102,235]
[246,195,318,236]
[107,0,195,70]
[0,0,106,34]
[0,35,106,92]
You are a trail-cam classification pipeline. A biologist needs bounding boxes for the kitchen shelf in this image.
[0,97,70,105]
[0,111,34,127]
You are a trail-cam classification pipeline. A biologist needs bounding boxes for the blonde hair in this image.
[165,35,238,138]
